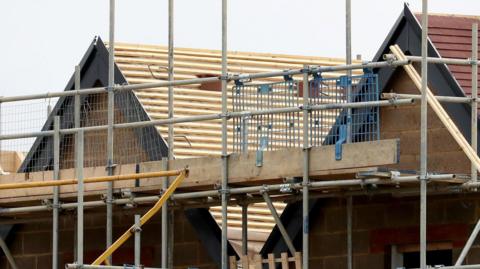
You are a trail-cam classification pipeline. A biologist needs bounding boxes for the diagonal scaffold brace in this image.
[91,168,189,265]
[390,44,480,173]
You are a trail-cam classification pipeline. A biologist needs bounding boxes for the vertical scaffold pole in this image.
[73,65,81,263]
[302,66,310,269]
[106,0,116,264]
[420,1,429,269]
[345,0,352,144]
[471,23,478,185]
[161,157,169,268]
[52,116,60,269]
[347,196,352,269]
[163,0,174,266]
[221,0,229,267]
[241,203,248,256]
[134,214,141,267]
[345,1,353,269]
[76,129,84,266]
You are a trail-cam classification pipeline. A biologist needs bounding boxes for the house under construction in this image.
[1,2,480,269]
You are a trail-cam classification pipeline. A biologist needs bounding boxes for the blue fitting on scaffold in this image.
[335,125,347,161]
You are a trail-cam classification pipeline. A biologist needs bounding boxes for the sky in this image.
[0,0,480,97]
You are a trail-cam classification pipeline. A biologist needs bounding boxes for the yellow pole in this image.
[91,170,187,265]
[0,170,183,190]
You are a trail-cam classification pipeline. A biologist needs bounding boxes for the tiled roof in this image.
[416,14,480,95]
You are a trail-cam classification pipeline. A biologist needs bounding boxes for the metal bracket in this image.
[280,183,293,193]
[257,84,272,94]
[335,125,347,161]
[338,76,352,88]
[283,72,293,82]
[312,70,323,81]
[234,79,244,87]
[256,136,269,167]
[363,66,373,74]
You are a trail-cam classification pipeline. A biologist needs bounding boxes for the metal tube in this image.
[346,0,352,145]
[241,203,248,256]
[0,170,181,190]
[382,93,472,104]
[163,0,174,266]
[74,66,80,263]
[106,1,116,263]
[134,214,141,267]
[0,98,413,141]
[345,2,353,268]
[220,0,229,267]
[262,191,296,255]
[405,55,480,66]
[347,196,353,269]
[471,23,478,186]
[0,173,458,215]
[161,158,168,268]
[0,236,18,269]
[420,1,429,268]
[455,218,480,266]
[167,0,174,161]
[74,65,81,130]
[0,60,410,104]
[52,116,60,269]
[76,129,84,266]
[302,67,310,269]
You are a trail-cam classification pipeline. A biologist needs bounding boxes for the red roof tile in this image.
[416,14,480,95]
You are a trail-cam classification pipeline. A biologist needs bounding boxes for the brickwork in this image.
[308,195,480,269]
[0,207,217,269]
[381,68,470,174]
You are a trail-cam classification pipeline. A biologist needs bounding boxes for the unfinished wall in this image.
[0,207,217,269]
[380,69,470,174]
[308,194,480,269]
[60,92,153,170]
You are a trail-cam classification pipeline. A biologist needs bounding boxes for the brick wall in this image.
[381,68,470,174]
[308,194,480,269]
[0,207,217,269]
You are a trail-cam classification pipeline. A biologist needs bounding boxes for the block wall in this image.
[0,207,217,269]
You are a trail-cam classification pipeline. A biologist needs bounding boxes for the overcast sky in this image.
[1,0,480,97]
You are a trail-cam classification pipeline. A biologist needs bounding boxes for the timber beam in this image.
[0,139,399,204]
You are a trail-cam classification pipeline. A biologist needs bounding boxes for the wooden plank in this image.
[281,252,289,269]
[268,253,276,269]
[391,45,480,172]
[229,256,237,269]
[294,252,302,269]
[254,254,262,269]
[242,255,249,269]
[0,139,398,204]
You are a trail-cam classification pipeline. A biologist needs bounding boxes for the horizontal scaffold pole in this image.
[0,60,410,103]
[0,173,458,215]
[0,98,415,141]
[0,170,183,190]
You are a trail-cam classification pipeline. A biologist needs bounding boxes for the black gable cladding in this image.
[18,37,168,172]
[16,37,233,267]
[373,4,477,149]
[261,4,480,261]
[184,208,239,264]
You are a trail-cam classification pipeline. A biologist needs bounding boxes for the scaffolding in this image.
[0,1,479,269]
